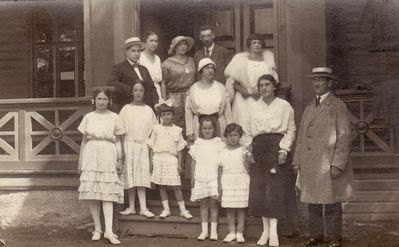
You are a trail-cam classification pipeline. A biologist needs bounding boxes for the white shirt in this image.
[194,82,222,114]
[139,53,162,84]
[243,97,296,152]
[127,58,143,81]
[317,91,331,103]
[204,43,215,56]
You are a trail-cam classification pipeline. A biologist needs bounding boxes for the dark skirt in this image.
[248,133,296,219]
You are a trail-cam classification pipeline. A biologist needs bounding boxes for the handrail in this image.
[0,97,91,109]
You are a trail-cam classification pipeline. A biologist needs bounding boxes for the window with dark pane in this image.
[31,2,84,98]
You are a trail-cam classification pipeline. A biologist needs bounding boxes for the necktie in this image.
[315,96,321,107]
[205,47,210,56]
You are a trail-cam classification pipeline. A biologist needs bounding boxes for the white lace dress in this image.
[77,111,126,203]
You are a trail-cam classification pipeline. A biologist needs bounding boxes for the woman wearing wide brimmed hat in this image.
[185,57,232,142]
[161,35,196,135]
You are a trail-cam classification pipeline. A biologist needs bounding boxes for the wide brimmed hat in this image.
[307,67,334,78]
[124,37,146,50]
[197,57,216,72]
[168,36,194,55]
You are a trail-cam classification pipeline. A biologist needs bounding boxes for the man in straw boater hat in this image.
[292,67,353,247]
[107,37,159,112]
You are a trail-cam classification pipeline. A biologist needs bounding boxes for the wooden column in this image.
[83,0,140,94]
[284,0,327,120]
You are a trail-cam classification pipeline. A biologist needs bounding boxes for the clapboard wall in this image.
[0,4,31,99]
[326,0,399,88]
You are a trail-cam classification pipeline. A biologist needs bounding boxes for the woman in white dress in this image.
[119,83,158,218]
[140,31,163,100]
[225,33,279,128]
[185,57,232,143]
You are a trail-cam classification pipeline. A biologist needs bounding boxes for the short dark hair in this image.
[142,31,158,43]
[246,33,265,49]
[92,88,113,109]
[223,123,244,137]
[198,115,219,139]
[257,74,280,95]
[199,24,214,34]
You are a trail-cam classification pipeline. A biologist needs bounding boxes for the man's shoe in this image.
[302,238,324,246]
[327,240,341,247]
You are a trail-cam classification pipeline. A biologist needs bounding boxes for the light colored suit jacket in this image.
[293,93,353,204]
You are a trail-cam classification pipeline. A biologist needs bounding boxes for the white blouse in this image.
[243,97,296,152]
[194,82,222,114]
[140,53,162,98]
[247,60,266,93]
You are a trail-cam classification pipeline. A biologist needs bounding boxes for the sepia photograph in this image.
[0,0,398,246]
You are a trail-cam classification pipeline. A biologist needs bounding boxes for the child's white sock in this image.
[177,201,186,211]
[161,200,170,211]
[269,218,278,236]
[201,222,208,234]
[210,222,218,235]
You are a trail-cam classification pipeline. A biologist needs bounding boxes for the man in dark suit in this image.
[107,37,159,112]
[193,25,232,84]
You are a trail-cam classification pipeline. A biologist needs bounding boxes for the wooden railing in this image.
[336,89,395,155]
[0,97,91,171]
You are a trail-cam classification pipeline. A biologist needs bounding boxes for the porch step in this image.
[351,154,399,169]
[0,174,79,190]
[119,215,295,239]
[355,179,399,191]
[118,200,296,239]
[343,167,399,222]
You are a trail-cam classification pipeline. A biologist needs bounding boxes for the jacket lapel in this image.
[307,93,335,124]
[123,60,139,82]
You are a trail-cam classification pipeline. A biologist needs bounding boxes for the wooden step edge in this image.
[118,215,263,225]
[146,199,199,208]
[0,170,79,176]
[0,185,79,191]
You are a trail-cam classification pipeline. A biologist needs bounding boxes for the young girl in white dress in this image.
[219,123,253,243]
[119,82,157,218]
[148,99,192,219]
[78,88,125,245]
[189,115,225,241]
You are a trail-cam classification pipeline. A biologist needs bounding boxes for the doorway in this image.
[140,0,241,61]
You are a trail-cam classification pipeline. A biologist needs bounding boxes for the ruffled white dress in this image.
[189,137,225,201]
[219,146,250,208]
[148,124,187,186]
[119,104,157,189]
[77,111,126,203]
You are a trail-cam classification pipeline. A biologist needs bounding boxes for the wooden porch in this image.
[0,97,91,190]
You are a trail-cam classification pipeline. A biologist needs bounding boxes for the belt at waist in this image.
[87,137,115,143]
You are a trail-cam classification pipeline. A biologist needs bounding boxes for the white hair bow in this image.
[155,99,173,108]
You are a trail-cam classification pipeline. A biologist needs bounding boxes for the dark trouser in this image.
[308,202,342,241]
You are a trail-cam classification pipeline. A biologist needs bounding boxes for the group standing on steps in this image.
[77,24,352,247]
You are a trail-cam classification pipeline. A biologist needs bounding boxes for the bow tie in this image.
[131,63,139,68]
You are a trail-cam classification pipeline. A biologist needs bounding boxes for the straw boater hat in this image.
[168,36,194,55]
[308,67,334,78]
[197,57,216,72]
[124,37,146,50]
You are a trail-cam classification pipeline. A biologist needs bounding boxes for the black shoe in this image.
[327,240,341,247]
[302,238,324,246]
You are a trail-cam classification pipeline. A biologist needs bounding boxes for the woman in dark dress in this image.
[242,74,296,247]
